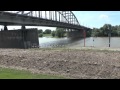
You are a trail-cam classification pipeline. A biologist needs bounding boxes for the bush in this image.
[52,31,56,37]
[38,29,43,34]
[39,33,43,37]
[44,29,51,34]
[56,28,65,38]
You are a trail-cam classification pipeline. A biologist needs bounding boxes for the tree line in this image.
[38,28,66,38]
[38,24,120,38]
[92,24,120,37]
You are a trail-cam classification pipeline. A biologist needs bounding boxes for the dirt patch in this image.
[0,48,120,79]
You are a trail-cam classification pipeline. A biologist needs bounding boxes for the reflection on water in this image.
[39,37,120,48]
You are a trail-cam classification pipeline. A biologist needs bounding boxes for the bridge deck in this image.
[0,11,91,30]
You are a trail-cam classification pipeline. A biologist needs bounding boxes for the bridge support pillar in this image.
[4,25,8,31]
[67,29,70,32]
[21,25,26,30]
[67,30,83,39]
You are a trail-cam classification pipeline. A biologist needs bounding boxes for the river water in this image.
[39,37,120,48]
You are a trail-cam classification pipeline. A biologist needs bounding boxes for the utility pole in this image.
[84,29,86,47]
[108,27,111,47]
[92,28,94,47]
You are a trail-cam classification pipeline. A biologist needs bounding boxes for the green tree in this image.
[38,29,43,34]
[44,29,51,34]
[112,30,118,36]
[38,33,43,37]
[51,31,56,37]
[55,28,65,38]
[86,29,92,37]
[102,24,112,36]
[91,24,120,37]
[92,28,99,37]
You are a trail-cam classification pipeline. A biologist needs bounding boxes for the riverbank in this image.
[68,46,120,52]
[0,47,120,79]
[39,34,67,38]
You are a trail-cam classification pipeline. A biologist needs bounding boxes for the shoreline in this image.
[0,47,120,79]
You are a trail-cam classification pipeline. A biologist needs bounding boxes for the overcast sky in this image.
[0,11,120,31]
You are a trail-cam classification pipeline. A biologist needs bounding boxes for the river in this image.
[39,37,120,48]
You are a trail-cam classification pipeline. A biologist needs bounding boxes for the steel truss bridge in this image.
[0,11,91,30]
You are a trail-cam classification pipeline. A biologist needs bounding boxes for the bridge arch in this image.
[1,11,91,30]
[4,11,80,26]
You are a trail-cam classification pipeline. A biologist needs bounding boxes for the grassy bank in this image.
[0,67,67,79]
[43,34,52,37]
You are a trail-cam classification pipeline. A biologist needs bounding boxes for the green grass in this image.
[0,67,67,79]
[43,34,52,37]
